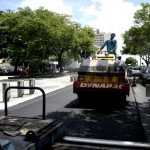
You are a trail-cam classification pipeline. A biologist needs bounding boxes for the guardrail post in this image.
[4,86,46,119]
[29,78,35,94]
[2,83,10,102]
[70,74,74,82]
[74,73,78,81]
[17,80,24,97]
[146,84,150,97]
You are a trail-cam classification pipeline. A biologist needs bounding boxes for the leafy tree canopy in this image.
[122,3,150,66]
[125,57,137,65]
[0,7,96,73]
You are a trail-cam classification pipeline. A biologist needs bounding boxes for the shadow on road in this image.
[45,101,146,142]
[65,98,126,111]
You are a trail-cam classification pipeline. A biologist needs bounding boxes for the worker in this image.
[115,56,126,70]
[97,33,117,57]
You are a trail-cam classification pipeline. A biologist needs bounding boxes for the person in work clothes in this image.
[97,33,117,58]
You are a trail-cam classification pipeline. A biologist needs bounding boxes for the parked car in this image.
[19,68,29,76]
[142,67,150,84]
[140,66,147,79]
[130,66,141,77]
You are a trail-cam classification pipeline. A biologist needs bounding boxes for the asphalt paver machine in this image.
[73,53,130,108]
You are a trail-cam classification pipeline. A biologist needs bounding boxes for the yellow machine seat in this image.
[96,54,115,60]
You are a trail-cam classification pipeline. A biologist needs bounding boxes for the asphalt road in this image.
[0,84,146,143]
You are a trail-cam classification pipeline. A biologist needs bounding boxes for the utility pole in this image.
[84,50,86,59]
[140,56,141,66]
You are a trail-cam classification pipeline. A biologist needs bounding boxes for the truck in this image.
[73,53,130,108]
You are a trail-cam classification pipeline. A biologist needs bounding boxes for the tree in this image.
[0,9,28,73]
[0,7,96,74]
[78,26,96,59]
[122,3,150,66]
[125,57,137,65]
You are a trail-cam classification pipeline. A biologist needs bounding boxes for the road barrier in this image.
[146,84,150,97]
[70,74,74,82]
[63,136,150,149]
[17,80,24,97]
[70,73,78,82]
[29,78,35,94]
[4,86,46,119]
[2,83,10,102]
[2,79,36,101]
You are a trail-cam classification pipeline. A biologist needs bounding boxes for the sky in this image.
[0,0,149,63]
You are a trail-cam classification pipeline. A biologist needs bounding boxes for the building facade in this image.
[94,29,111,52]
[94,29,104,49]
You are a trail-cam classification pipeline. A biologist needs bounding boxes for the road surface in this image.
[0,84,147,143]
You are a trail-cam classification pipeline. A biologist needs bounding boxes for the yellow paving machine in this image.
[73,53,130,108]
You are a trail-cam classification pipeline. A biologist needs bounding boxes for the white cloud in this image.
[19,0,141,56]
[20,0,73,15]
[81,0,139,32]
[19,0,140,39]
[79,0,141,54]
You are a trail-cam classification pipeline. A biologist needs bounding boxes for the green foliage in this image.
[0,7,95,73]
[122,3,150,66]
[125,57,137,65]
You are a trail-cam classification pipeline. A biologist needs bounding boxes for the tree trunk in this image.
[14,58,19,74]
[58,53,63,72]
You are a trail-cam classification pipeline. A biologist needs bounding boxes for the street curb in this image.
[132,85,150,143]
[0,75,73,111]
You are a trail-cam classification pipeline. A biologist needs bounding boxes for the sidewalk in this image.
[132,84,150,143]
[0,75,73,110]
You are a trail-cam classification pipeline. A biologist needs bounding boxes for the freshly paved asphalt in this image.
[0,75,150,143]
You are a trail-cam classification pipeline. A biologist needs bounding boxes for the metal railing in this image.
[63,136,150,149]
[4,86,46,119]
